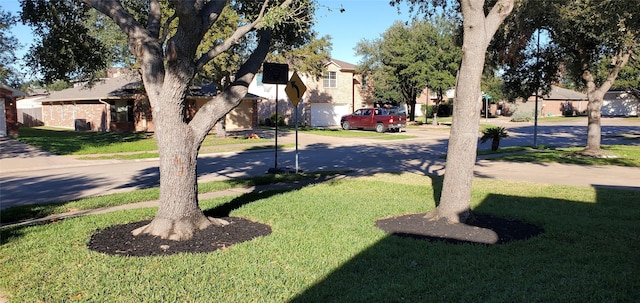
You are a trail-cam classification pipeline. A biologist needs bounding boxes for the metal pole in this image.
[295,103,299,173]
[533,30,540,148]
[485,96,488,123]
[274,85,278,170]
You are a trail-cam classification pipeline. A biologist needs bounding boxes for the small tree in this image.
[480,126,508,151]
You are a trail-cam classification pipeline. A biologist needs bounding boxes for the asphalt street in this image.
[1,117,638,210]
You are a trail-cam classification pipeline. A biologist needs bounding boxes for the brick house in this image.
[525,85,588,117]
[1,84,26,137]
[40,74,260,132]
[250,58,372,127]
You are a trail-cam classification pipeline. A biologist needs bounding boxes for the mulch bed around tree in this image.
[88,217,271,257]
[376,213,544,245]
[88,213,543,257]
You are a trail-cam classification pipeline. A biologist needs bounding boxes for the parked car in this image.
[341,107,407,133]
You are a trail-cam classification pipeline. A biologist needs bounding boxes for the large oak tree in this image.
[496,0,638,155]
[355,18,460,122]
[21,0,315,240]
[397,0,515,223]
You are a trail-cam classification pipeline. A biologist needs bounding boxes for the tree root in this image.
[132,216,231,241]
[424,209,474,224]
[570,148,619,159]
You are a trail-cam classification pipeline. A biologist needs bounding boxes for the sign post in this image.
[285,72,307,173]
[262,62,289,174]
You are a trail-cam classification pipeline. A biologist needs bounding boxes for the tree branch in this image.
[201,0,227,29]
[600,49,633,93]
[195,1,272,70]
[148,0,161,38]
[81,0,145,38]
[485,0,514,46]
[189,29,273,138]
[81,0,164,95]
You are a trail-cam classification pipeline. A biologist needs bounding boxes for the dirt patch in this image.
[376,213,543,245]
[88,217,271,257]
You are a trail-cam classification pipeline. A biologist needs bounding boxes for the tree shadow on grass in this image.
[289,186,640,302]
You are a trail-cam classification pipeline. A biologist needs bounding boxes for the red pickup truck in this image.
[340,107,407,133]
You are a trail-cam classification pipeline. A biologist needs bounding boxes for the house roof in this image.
[43,76,223,102]
[327,58,357,72]
[543,85,587,101]
[0,84,27,98]
[45,76,142,102]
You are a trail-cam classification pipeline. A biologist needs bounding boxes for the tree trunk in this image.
[408,100,417,121]
[578,50,632,156]
[432,94,443,126]
[491,138,500,151]
[132,75,224,241]
[425,0,513,223]
[584,93,603,152]
[131,30,272,240]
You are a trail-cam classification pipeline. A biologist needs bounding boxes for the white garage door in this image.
[310,103,350,127]
[602,100,638,116]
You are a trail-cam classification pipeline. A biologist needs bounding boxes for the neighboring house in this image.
[249,58,370,127]
[40,74,260,133]
[602,89,639,117]
[42,75,141,132]
[526,85,588,116]
[16,90,48,127]
[526,86,639,117]
[0,84,26,137]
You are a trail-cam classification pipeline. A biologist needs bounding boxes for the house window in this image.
[323,71,337,88]
[111,100,133,122]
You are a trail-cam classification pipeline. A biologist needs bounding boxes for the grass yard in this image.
[0,172,343,224]
[296,128,416,140]
[485,145,640,167]
[16,127,410,159]
[16,127,280,158]
[1,174,639,302]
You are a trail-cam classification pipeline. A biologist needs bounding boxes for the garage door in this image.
[310,103,350,127]
[602,100,638,116]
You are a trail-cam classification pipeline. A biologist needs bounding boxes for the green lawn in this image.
[16,127,280,157]
[17,127,410,159]
[1,173,638,302]
[0,172,344,224]
[484,145,640,167]
[296,128,416,140]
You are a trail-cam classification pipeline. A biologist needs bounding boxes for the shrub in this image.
[510,111,532,122]
[424,102,453,118]
[480,126,508,151]
[267,113,285,126]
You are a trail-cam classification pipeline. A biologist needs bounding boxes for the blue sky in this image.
[4,0,413,70]
[314,0,413,64]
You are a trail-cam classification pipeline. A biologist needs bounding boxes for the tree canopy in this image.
[0,5,20,85]
[496,0,638,153]
[355,17,460,121]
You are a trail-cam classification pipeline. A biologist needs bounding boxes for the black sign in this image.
[262,62,289,84]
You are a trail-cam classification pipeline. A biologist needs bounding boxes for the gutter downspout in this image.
[98,99,109,132]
